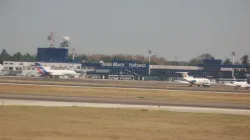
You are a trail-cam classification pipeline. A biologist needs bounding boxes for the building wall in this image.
[151,69,234,81]
[2,61,82,74]
[151,60,250,80]
[21,66,40,76]
[2,60,250,79]
[37,48,68,62]
[150,65,201,70]
[81,60,250,79]
[82,60,149,76]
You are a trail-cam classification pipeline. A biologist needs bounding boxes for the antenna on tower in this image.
[47,31,55,48]
[60,36,70,48]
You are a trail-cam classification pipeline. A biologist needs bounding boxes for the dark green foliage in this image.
[0,49,36,64]
[223,58,232,65]
[240,55,249,65]
[188,53,215,66]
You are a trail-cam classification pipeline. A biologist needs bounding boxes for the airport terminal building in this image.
[82,59,250,80]
[1,47,250,81]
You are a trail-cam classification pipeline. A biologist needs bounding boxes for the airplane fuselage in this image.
[224,81,250,89]
[185,77,211,87]
[176,72,212,87]
[45,69,77,76]
[35,63,78,78]
[232,82,249,89]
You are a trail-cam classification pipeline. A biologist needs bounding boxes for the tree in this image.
[234,61,241,65]
[0,48,172,65]
[0,49,11,64]
[223,58,232,65]
[100,55,111,62]
[112,54,126,61]
[72,54,88,62]
[21,53,36,61]
[188,59,201,66]
[240,54,249,65]
[199,53,215,60]
[12,52,22,61]
[188,53,215,66]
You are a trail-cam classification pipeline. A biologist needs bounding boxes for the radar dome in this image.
[63,36,70,41]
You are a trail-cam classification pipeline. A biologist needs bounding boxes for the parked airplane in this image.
[224,80,250,89]
[176,72,212,87]
[35,62,78,78]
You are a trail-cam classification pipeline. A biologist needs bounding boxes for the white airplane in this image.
[224,80,250,89]
[35,62,78,78]
[176,72,212,87]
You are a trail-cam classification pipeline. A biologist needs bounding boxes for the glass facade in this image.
[82,60,149,76]
[37,48,68,62]
[81,59,250,79]
[201,59,222,71]
[151,69,234,80]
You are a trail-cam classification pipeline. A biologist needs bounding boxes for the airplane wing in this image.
[224,83,237,87]
[210,81,217,84]
[174,80,190,84]
[244,84,250,88]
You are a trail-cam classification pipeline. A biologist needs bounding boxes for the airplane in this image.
[35,62,78,78]
[175,72,213,87]
[224,79,250,90]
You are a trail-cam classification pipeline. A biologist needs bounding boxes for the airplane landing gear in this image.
[203,85,210,88]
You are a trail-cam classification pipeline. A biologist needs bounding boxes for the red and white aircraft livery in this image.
[176,72,213,87]
[35,62,78,78]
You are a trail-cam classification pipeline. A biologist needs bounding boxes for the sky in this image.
[1,0,250,61]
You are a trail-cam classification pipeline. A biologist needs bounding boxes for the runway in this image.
[0,76,249,93]
[1,94,250,109]
[0,76,250,115]
[1,94,250,116]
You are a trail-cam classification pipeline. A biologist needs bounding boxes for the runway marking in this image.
[1,99,250,116]
[0,82,248,94]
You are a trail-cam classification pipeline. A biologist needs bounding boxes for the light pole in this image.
[232,52,235,78]
[72,48,76,61]
[148,50,152,76]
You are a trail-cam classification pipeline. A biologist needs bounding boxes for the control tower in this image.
[36,34,70,62]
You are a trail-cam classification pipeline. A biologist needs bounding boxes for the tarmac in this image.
[0,76,250,115]
[2,99,250,116]
[0,76,249,93]
[1,94,250,109]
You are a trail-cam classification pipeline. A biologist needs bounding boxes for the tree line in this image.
[0,49,36,63]
[188,53,249,66]
[0,49,249,66]
[223,55,249,65]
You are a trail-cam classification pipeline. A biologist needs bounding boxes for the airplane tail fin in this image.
[176,72,189,79]
[35,63,47,75]
[35,62,42,67]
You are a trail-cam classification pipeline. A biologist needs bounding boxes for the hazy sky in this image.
[1,0,250,61]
